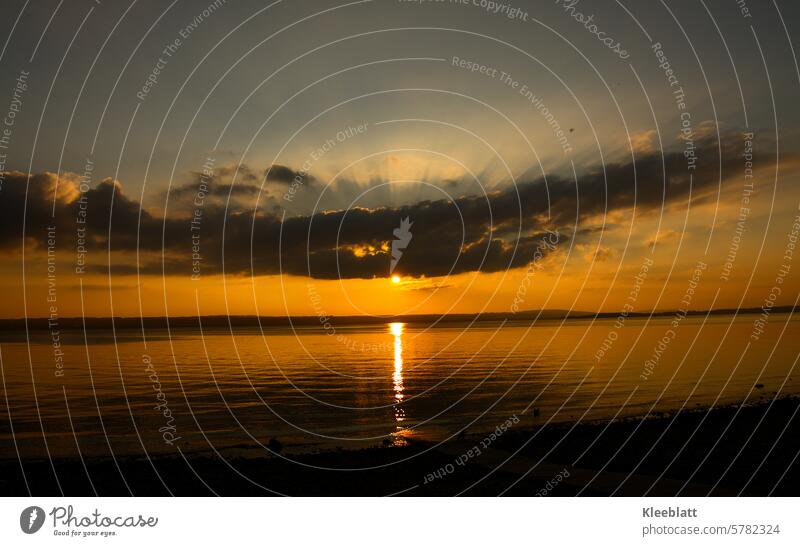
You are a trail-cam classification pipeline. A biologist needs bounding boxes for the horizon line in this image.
[3,305,796,330]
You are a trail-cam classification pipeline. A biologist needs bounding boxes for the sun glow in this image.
[391,275,401,284]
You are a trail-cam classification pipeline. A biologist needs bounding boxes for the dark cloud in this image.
[169,164,266,200]
[169,181,261,199]
[0,172,157,251]
[0,132,772,280]
[266,164,314,185]
[211,164,260,183]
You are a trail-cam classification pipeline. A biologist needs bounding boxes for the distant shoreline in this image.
[1,306,796,332]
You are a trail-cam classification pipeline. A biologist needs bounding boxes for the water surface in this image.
[2,314,798,460]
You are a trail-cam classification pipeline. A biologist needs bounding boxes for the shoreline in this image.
[3,396,797,496]
[1,306,797,332]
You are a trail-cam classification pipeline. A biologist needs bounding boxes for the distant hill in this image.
[0,306,796,332]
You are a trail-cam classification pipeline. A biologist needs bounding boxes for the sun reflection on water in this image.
[389,322,406,426]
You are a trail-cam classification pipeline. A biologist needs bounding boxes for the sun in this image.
[391,275,401,284]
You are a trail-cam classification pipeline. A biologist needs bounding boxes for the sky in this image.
[1,0,800,318]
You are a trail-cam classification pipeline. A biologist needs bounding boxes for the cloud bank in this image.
[0,132,766,280]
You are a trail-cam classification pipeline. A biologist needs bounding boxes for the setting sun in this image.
[391,275,401,284]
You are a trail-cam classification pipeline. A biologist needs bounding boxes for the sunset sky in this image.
[2,0,800,318]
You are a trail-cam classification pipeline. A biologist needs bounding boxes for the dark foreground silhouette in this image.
[2,397,798,496]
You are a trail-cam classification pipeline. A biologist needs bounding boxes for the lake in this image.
[2,313,799,460]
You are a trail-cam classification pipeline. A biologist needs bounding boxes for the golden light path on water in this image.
[389,322,406,427]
